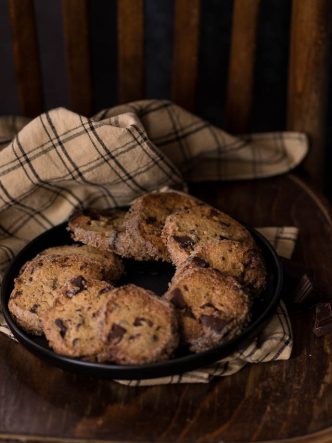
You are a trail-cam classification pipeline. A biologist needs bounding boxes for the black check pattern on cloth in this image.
[0,100,307,385]
[0,100,307,274]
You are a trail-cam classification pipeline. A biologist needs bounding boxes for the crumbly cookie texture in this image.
[100,284,179,364]
[123,191,201,261]
[43,277,114,361]
[162,205,255,266]
[164,267,250,352]
[39,244,124,281]
[177,239,266,296]
[8,253,118,335]
[68,208,127,252]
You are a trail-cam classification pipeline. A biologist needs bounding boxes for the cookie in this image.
[164,267,250,352]
[162,205,255,266]
[8,253,117,335]
[39,244,124,281]
[43,277,114,360]
[123,191,201,261]
[100,284,179,364]
[68,208,127,252]
[178,240,266,296]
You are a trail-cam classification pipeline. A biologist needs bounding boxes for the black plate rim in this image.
[1,221,283,380]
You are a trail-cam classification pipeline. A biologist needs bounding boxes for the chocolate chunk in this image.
[173,235,195,250]
[200,315,228,332]
[220,221,231,227]
[313,303,332,337]
[84,208,116,221]
[70,276,87,289]
[129,333,141,340]
[183,306,195,319]
[12,290,22,299]
[219,235,231,241]
[30,303,39,313]
[152,335,159,342]
[51,278,58,290]
[76,314,84,329]
[55,319,67,338]
[66,276,87,297]
[170,288,195,318]
[191,257,209,268]
[133,317,153,327]
[79,263,88,271]
[146,216,157,224]
[98,286,113,295]
[108,323,126,343]
[209,209,220,217]
[170,288,186,308]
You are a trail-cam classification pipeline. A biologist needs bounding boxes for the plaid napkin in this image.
[0,99,308,384]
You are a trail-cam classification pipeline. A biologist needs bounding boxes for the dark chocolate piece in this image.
[98,286,113,295]
[51,278,58,290]
[173,235,195,250]
[55,319,67,338]
[219,235,231,241]
[108,323,126,343]
[191,256,209,268]
[209,209,220,217]
[313,303,332,337]
[128,333,141,340]
[183,306,195,319]
[146,216,157,224]
[200,315,228,332]
[11,290,22,299]
[66,276,87,297]
[220,221,231,227]
[170,288,186,308]
[30,304,39,314]
[133,317,153,327]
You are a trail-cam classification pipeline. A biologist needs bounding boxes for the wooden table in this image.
[1,174,332,443]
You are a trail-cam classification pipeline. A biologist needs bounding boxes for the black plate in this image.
[1,221,283,380]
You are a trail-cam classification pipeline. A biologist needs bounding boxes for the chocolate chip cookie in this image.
[162,205,255,266]
[43,277,114,360]
[164,267,250,352]
[39,244,124,281]
[124,191,201,261]
[68,208,127,250]
[178,239,266,296]
[100,284,179,364]
[8,253,117,335]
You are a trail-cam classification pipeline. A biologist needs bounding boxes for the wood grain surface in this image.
[7,0,43,117]
[0,174,332,443]
[225,0,261,133]
[172,0,200,112]
[117,0,144,103]
[287,0,330,188]
[62,0,92,115]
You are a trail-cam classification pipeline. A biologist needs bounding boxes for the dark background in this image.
[1,0,331,195]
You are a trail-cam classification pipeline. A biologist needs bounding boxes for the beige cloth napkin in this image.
[0,100,307,384]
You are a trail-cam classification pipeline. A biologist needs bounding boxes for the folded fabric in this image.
[0,225,296,385]
[0,99,307,384]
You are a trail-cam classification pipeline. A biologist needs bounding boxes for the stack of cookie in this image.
[8,191,266,364]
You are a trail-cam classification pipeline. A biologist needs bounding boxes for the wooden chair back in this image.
[7,0,330,185]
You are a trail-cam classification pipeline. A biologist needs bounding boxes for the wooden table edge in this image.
[1,425,332,443]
